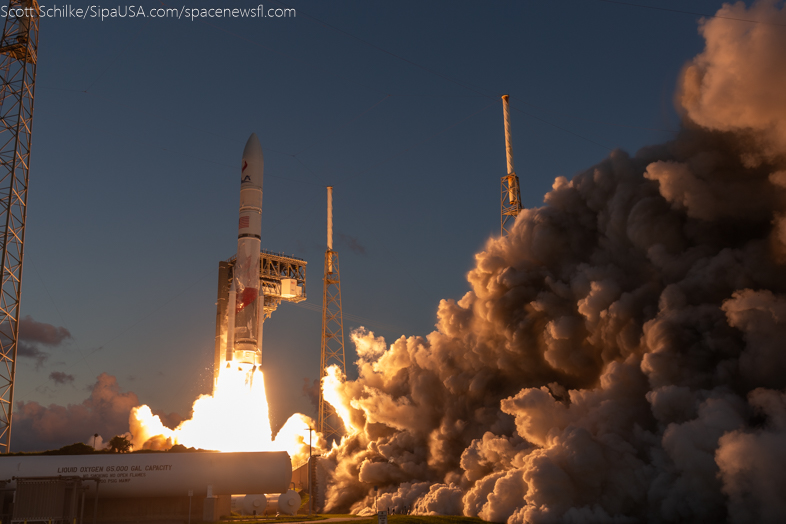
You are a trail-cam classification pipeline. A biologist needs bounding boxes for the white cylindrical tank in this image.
[241,494,268,515]
[0,451,291,499]
[266,489,301,516]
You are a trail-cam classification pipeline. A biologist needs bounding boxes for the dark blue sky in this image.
[14,0,736,436]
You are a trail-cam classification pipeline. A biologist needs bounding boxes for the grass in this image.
[325,516,488,524]
[221,514,356,523]
[223,516,320,521]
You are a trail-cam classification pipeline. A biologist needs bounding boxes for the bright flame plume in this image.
[322,364,358,435]
[130,367,319,463]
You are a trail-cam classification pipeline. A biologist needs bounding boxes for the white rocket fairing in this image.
[226,133,264,368]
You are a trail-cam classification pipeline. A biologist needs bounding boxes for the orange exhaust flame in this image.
[130,367,319,463]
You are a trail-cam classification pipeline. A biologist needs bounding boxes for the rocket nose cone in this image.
[241,133,264,187]
[243,133,264,164]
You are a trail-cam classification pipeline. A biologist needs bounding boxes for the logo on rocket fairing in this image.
[241,160,251,183]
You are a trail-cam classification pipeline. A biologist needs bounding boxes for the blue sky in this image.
[13,0,737,441]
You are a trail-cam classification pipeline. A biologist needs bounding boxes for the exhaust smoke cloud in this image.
[319,2,786,522]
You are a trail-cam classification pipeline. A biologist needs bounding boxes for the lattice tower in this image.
[318,186,346,444]
[0,0,38,453]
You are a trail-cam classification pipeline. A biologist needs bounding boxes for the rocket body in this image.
[227,133,264,367]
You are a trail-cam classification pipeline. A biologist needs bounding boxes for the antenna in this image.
[327,186,333,270]
[318,186,346,448]
[500,94,522,236]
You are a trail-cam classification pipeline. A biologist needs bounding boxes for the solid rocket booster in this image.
[226,133,264,367]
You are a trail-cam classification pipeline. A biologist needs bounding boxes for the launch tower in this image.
[500,94,522,236]
[214,253,307,384]
[0,0,39,453]
[318,186,346,444]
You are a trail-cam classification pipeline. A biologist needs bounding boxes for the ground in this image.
[221,515,491,524]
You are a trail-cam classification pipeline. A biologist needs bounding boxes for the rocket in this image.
[226,133,264,369]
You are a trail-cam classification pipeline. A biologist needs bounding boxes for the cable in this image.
[84,91,276,151]
[591,0,786,28]
[292,156,328,186]
[294,94,392,156]
[48,0,660,167]
[503,95,673,133]
[43,115,323,187]
[261,179,324,230]
[16,266,216,398]
[508,103,614,152]
[270,1,622,153]
[83,17,151,92]
[37,87,296,157]
[198,18,388,97]
[291,300,406,334]
[270,0,491,97]
[340,99,498,184]
[26,259,95,377]
[377,245,434,301]
[158,0,391,97]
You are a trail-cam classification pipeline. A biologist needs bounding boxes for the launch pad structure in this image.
[500,94,522,236]
[213,250,306,384]
[318,186,346,444]
[0,0,39,453]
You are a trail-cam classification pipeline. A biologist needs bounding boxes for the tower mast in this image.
[500,94,522,236]
[318,186,346,444]
[0,0,38,453]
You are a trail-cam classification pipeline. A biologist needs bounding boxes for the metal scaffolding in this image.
[501,94,521,236]
[318,186,346,444]
[0,0,38,453]
[213,251,307,386]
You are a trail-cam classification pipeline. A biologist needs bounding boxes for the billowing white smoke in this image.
[320,2,786,523]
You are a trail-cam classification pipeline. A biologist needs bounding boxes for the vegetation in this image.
[168,443,211,452]
[3,441,213,456]
[108,435,133,453]
[4,441,105,456]
[49,442,94,455]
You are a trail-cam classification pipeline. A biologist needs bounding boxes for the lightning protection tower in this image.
[318,186,346,444]
[0,0,39,453]
[501,94,522,236]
